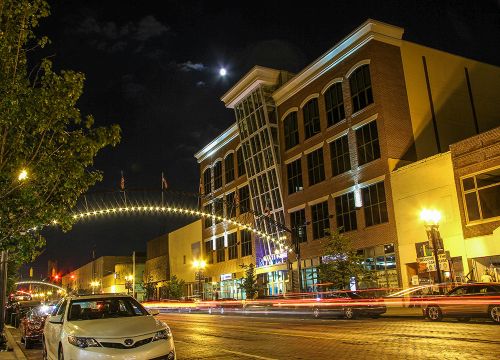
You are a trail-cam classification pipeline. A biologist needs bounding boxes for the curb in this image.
[4,327,27,360]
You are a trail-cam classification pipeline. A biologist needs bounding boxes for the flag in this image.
[120,171,125,191]
[161,172,168,190]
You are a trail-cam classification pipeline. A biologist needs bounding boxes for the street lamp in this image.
[18,169,28,181]
[193,260,206,300]
[90,281,100,295]
[420,209,443,293]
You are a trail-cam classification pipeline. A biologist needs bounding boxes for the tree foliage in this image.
[317,230,373,290]
[163,275,185,300]
[0,0,120,263]
[239,263,259,299]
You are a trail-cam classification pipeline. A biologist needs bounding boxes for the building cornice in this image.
[194,123,239,163]
[272,19,404,106]
[221,66,282,109]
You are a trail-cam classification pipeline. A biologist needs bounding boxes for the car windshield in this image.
[68,297,149,321]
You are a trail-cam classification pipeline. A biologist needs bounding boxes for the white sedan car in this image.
[43,294,175,360]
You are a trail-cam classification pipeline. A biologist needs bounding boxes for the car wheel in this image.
[344,307,356,320]
[58,345,64,360]
[457,317,470,322]
[312,307,320,319]
[489,305,500,324]
[426,306,442,321]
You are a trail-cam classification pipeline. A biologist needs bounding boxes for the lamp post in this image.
[193,260,206,300]
[90,281,99,295]
[420,209,443,294]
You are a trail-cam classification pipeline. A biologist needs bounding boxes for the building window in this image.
[237,148,246,177]
[461,167,500,223]
[216,237,225,262]
[203,168,211,195]
[334,192,357,233]
[356,121,380,166]
[350,64,373,113]
[307,148,325,186]
[213,161,222,189]
[363,182,388,227]
[205,241,213,264]
[361,244,396,271]
[324,83,345,126]
[225,153,235,184]
[214,198,224,224]
[303,98,321,139]
[241,230,252,257]
[330,135,351,176]
[300,267,319,293]
[226,192,236,218]
[311,201,329,239]
[290,209,307,243]
[284,111,299,150]
[203,204,212,228]
[287,158,303,194]
[228,232,237,260]
[238,185,250,213]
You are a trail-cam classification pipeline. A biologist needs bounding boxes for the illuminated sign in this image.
[259,252,287,267]
[220,273,233,281]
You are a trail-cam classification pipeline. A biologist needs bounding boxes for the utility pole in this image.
[132,251,136,299]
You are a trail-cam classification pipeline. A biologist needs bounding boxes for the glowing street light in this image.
[18,169,28,181]
[219,68,227,77]
[420,209,443,293]
[193,260,206,300]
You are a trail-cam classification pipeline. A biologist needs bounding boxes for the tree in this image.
[163,275,185,300]
[141,275,156,301]
[317,230,373,290]
[239,263,259,299]
[0,0,120,263]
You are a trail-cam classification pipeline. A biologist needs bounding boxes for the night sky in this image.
[28,0,500,278]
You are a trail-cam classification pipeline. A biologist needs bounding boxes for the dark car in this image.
[19,304,54,348]
[422,283,500,323]
[306,291,387,319]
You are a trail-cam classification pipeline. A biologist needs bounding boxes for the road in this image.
[11,314,500,359]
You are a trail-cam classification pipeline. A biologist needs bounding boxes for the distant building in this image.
[194,18,500,294]
[144,234,169,300]
[62,254,146,300]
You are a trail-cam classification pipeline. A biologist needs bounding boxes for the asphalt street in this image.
[11,314,500,360]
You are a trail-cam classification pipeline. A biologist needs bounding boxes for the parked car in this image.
[19,303,55,348]
[422,283,500,323]
[43,294,176,360]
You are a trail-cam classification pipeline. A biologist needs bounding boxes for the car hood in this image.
[66,316,165,338]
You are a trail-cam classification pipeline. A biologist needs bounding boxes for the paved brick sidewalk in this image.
[0,327,26,360]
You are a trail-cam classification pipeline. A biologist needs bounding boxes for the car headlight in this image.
[67,335,101,348]
[153,328,171,341]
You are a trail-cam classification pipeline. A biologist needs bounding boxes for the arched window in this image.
[224,153,235,183]
[203,168,211,195]
[349,64,373,113]
[283,111,299,150]
[213,161,222,189]
[236,148,246,177]
[324,82,345,126]
[303,98,320,139]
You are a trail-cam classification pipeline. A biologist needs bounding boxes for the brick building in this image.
[195,19,500,294]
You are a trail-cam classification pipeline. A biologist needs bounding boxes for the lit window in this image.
[461,167,500,223]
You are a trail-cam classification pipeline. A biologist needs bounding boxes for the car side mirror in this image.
[48,314,63,324]
[149,309,160,316]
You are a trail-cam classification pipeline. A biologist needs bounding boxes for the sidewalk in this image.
[0,327,27,360]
